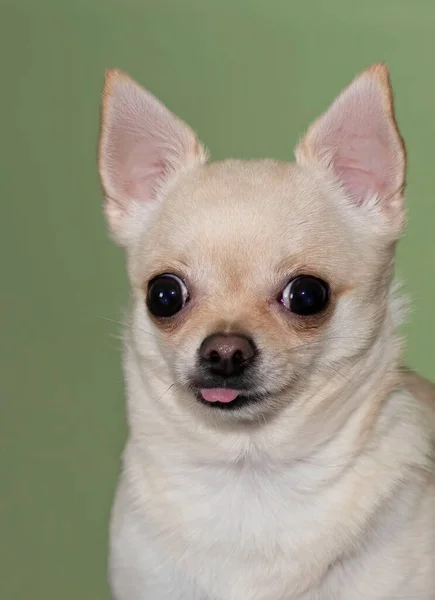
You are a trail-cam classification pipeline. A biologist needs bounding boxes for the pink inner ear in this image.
[332,133,395,205]
[100,73,204,213]
[124,151,167,201]
[300,69,405,207]
[108,117,177,205]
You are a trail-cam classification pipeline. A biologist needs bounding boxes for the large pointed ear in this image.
[98,70,208,246]
[295,63,407,233]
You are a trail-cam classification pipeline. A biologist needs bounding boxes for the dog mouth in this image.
[195,387,265,410]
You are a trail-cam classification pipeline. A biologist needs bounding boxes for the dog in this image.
[98,63,435,599]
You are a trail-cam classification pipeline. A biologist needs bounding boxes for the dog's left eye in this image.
[281,276,329,316]
[147,274,189,318]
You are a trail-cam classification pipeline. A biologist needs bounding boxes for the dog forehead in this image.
[174,159,329,213]
[128,160,365,296]
[157,159,344,249]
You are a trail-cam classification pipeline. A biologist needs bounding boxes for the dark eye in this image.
[147,274,189,318]
[281,276,329,316]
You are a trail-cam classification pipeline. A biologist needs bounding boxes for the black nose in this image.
[199,333,256,377]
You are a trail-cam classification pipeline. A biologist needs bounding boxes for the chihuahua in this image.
[98,64,435,599]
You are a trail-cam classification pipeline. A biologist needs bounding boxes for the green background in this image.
[1,0,434,598]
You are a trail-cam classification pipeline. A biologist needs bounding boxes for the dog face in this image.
[98,65,406,420]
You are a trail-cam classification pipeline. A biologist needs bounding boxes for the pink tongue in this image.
[200,388,240,403]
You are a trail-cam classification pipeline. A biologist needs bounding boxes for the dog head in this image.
[98,65,406,421]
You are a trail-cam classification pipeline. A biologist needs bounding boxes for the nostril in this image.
[209,350,221,364]
[232,349,244,364]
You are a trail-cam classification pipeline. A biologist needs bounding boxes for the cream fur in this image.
[98,65,435,600]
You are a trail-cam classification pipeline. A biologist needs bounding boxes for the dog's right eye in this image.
[146,274,189,318]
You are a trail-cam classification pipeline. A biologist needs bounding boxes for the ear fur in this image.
[295,63,407,232]
[98,69,207,246]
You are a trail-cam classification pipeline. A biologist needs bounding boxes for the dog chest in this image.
[145,461,335,598]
